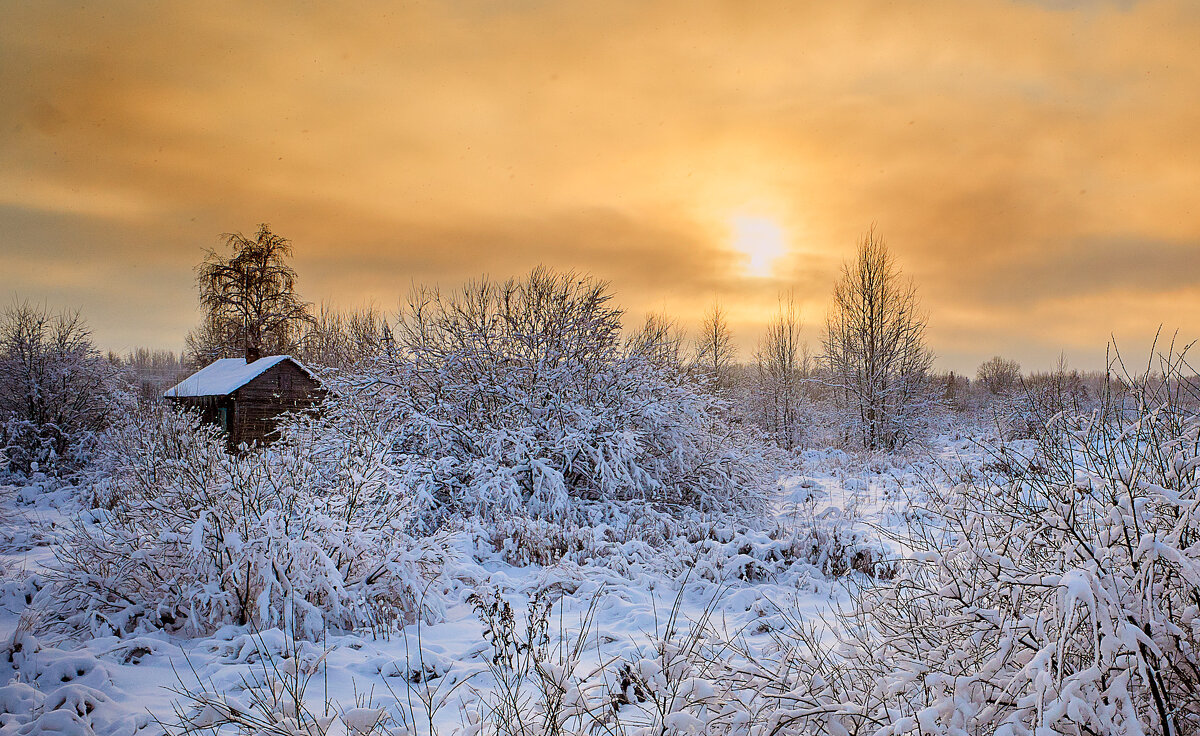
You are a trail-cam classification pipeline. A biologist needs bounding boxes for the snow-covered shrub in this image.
[760,345,1200,735]
[465,500,882,588]
[0,303,122,478]
[786,508,893,580]
[344,268,772,524]
[466,587,760,736]
[48,403,451,640]
[297,303,391,372]
[0,627,142,736]
[997,361,1099,440]
[164,628,386,736]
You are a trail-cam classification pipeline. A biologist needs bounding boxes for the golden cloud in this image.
[1,0,1197,370]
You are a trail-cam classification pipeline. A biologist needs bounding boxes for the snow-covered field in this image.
[0,437,977,736]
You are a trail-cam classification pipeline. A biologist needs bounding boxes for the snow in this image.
[162,355,314,397]
[4,399,1194,736]
[0,441,922,736]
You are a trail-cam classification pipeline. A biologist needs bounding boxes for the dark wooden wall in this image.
[229,361,323,447]
[167,395,234,436]
[166,360,322,450]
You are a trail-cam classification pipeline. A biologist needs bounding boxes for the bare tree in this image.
[755,292,803,450]
[693,302,735,388]
[976,355,1021,394]
[187,224,313,364]
[630,312,688,373]
[823,228,934,451]
[297,302,391,372]
[117,347,189,402]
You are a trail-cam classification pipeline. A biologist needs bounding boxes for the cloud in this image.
[1,0,1197,369]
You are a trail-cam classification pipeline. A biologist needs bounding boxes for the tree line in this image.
[179,223,942,453]
[0,222,1112,476]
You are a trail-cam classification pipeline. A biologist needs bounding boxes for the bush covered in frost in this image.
[46,402,452,640]
[470,501,889,584]
[341,268,773,524]
[994,361,1101,440]
[0,303,122,478]
[757,345,1200,735]
[41,268,777,641]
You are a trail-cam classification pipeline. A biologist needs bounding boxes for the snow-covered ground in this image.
[0,437,982,736]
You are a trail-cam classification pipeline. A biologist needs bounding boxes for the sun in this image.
[729,215,786,278]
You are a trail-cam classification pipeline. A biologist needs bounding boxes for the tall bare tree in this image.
[755,292,803,450]
[823,228,934,451]
[694,301,735,388]
[187,224,313,365]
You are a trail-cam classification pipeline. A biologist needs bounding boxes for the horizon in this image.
[3,0,1198,373]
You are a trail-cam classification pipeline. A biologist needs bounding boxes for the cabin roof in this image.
[164,355,317,398]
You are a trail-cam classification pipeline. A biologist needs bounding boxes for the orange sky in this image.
[2,0,1198,372]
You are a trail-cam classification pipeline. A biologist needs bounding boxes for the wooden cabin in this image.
[164,354,322,449]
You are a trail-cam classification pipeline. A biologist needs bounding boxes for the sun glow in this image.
[729,215,786,278]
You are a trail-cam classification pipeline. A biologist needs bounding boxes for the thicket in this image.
[46,401,452,640]
[756,343,1200,735]
[39,268,778,640]
[0,302,122,478]
[342,267,775,523]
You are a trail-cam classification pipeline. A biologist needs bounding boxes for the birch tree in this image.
[694,301,735,388]
[187,224,313,364]
[823,228,934,450]
[755,293,803,450]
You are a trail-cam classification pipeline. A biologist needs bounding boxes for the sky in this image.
[2,0,1198,373]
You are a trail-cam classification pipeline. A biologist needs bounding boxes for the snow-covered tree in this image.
[754,293,805,450]
[976,354,1021,395]
[0,302,120,477]
[693,301,735,388]
[823,228,935,450]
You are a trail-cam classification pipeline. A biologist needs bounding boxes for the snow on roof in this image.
[164,355,314,398]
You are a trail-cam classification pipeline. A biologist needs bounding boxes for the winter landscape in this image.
[3,2,1200,735]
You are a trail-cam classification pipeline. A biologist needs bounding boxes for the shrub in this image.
[343,267,772,524]
[996,358,1098,440]
[47,403,451,640]
[0,303,121,478]
[760,343,1200,735]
